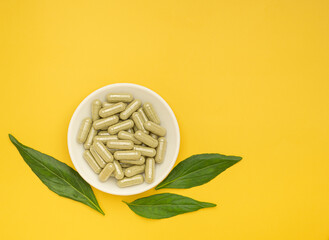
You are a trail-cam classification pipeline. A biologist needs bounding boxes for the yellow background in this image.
[1,0,328,239]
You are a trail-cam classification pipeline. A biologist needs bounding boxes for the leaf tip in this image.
[229,155,242,163]
[8,134,20,147]
[203,202,217,208]
[98,209,105,215]
[8,134,15,142]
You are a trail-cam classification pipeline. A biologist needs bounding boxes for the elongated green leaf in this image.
[123,193,216,219]
[9,134,104,215]
[156,153,242,190]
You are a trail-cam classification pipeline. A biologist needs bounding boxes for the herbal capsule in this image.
[124,165,145,177]
[114,150,141,160]
[119,156,145,165]
[90,145,107,168]
[131,112,149,134]
[137,107,149,122]
[92,99,102,121]
[144,121,166,137]
[134,130,158,148]
[102,102,113,108]
[127,128,134,134]
[77,118,92,143]
[108,119,134,134]
[107,140,134,150]
[93,135,118,143]
[118,130,142,144]
[145,158,155,183]
[93,115,119,130]
[120,99,142,120]
[110,148,122,154]
[150,133,158,139]
[93,141,113,163]
[99,102,127,118]
[83,150,101,174]
[98,131,110,136]
[143,102,160,124]
[113,160,124,179]
[84,127,97,149]
[107,93,134,103]
[120,163,133,168]
[101,126,109,131]
[98,163,115,182]
[133,145,156,157]
[155,137,167,163]
[117,174,144,188]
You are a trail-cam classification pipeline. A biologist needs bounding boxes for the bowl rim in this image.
[67,83,180,196]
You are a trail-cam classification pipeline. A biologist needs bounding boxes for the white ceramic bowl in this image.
[67,83,180,196]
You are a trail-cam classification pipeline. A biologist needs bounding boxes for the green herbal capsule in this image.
[133,145,156,157]
[93,135,118,143]
[108,119,134,134]
[83,150,101,174]
[131,112,149,134]
[117,174,144,188]
[107,140,134,150]
[127,128,134,134]
[120,163,133,168]
[93,115,119,130]
[118,130,142,144]
[93,141,113,163]
[134,130,158,148]
[114,150,141,160]
[108,148,119,154]
[150,133,158,139]
[97,131,110,136]
[143,102,160,124]
[92,99,102,121]
[99,102,127,118]
[119,156,145,165]
[107,93,134,103]
[137,107,149,122]
[83,127,97,150]
[124,165,145,177]
[144,121,166,137]
[120,99,142,120]
[102,102,113,108]
[90,145,107,168]
[98,163,115,182]
[145,158,155,183]
[113,160,124,179]
[155,137,167,163]
[77,118,92,143]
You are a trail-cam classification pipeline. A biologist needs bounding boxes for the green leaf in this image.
[9,134,105,215]
[156,153,242,190]
[123,193,216,219]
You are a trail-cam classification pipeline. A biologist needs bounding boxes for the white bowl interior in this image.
[67,83,180,196]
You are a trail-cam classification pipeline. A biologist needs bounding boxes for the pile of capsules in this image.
[77,93,167,188]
